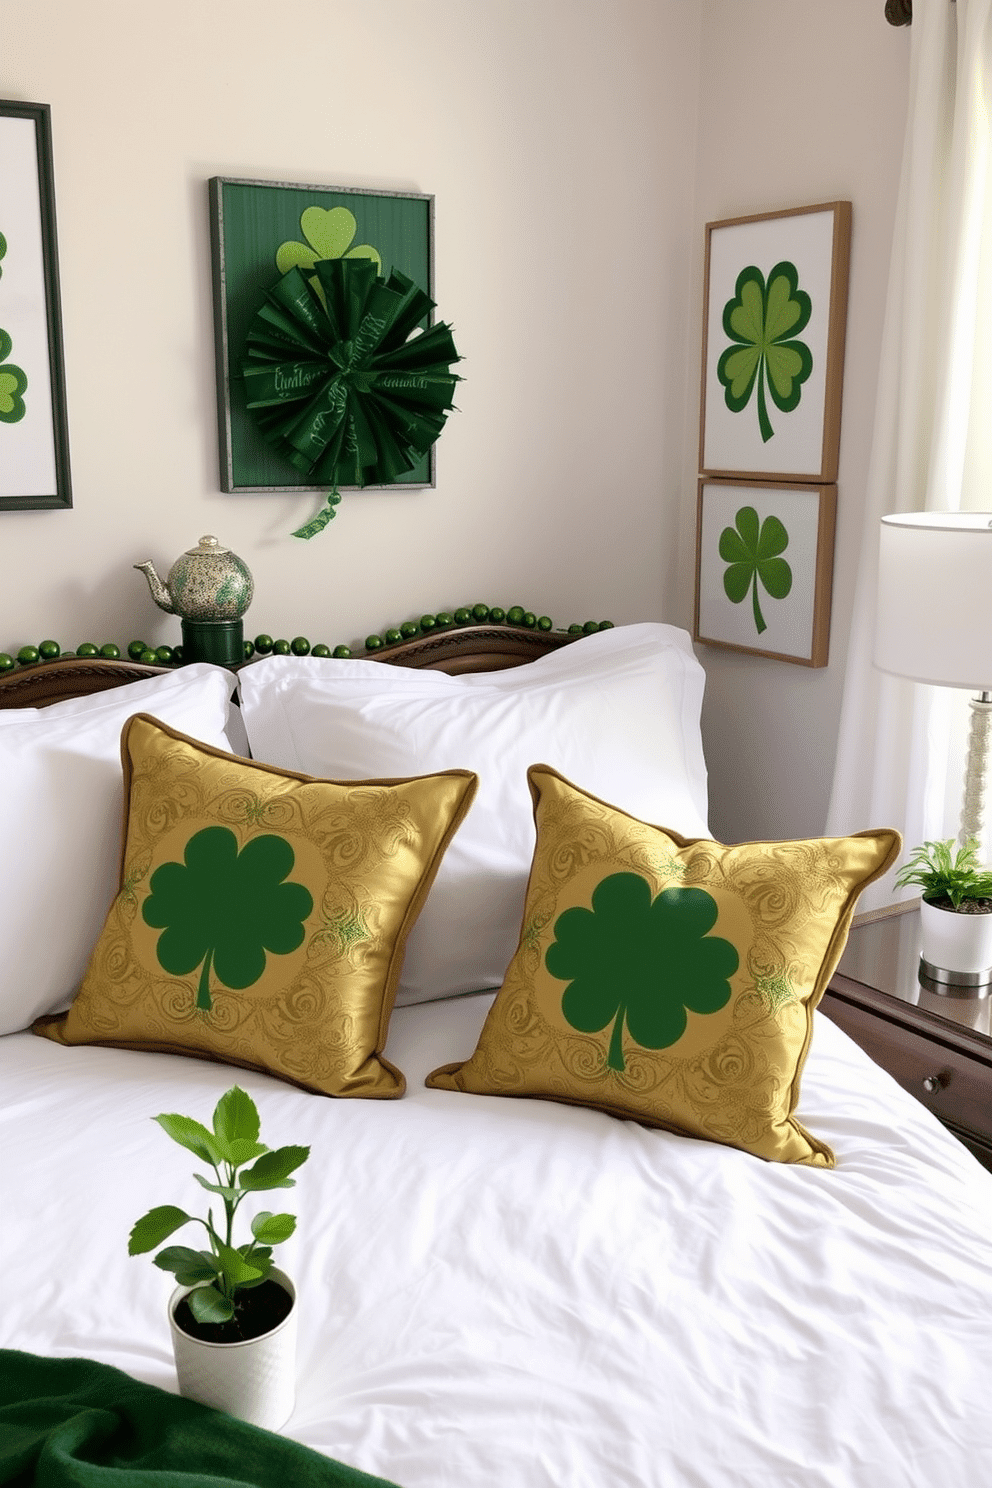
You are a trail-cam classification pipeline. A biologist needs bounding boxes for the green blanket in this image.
[0,1351,400,1488]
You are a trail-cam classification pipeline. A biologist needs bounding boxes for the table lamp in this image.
[876,512,992,851]
[876,512,992,992]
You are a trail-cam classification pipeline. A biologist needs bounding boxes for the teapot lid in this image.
[184,535,230,556]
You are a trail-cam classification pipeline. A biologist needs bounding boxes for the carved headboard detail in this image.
[0,624,583,708]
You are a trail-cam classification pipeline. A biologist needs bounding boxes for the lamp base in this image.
[181,619,244,668]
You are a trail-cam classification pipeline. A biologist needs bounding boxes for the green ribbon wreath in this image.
[241,257,461,538]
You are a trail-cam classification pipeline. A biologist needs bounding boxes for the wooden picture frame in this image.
[0,100,71,511]
[694,479,836,667]
[209,177,435,494]
[699,202,851,483]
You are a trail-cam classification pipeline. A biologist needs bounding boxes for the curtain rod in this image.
[886,0,955,24]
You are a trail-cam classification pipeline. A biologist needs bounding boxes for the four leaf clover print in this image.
[719,505,792,635]
[142,826,313,1012]
[717,260,813,444]
[546,872,739,1073]
[0,234,28,425]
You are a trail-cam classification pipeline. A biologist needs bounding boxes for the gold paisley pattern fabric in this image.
[34,715,476,1097]
[427,766,900,1164]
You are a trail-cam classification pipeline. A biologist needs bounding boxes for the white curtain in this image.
[826,0,992,912]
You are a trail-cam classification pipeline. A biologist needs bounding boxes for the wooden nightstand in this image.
[822,907,992,1171]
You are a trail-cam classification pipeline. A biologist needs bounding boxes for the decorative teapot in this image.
[135,536,253,622]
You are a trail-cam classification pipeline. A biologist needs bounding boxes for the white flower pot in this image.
[920,897,992,983]
[169,1268,297,1430]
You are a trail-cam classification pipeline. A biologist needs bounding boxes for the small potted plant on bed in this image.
[128,1084,309,1430]
[895,837,992,987]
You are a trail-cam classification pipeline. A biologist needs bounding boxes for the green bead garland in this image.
[0,607,615,677]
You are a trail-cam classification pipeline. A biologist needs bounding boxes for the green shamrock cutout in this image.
[545,873,738,1072]
[142,826,313,1012]
[719,505,792,635]
[276,207,381,277]
[717,261,812,443]
[0,328,27,424]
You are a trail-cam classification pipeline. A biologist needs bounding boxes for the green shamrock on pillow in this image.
[142,826,313,1012]
[546,873,739,1072]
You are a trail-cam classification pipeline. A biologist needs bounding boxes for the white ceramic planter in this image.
[169,1268,297,1430]
[920,897,992,981]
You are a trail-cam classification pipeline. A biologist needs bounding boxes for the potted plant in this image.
[128,1084,309,1429]
[895,837,992,986]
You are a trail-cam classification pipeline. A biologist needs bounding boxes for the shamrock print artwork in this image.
[719,504,793,635]
[0,328,27,425]
[0,236,27,425]
[717,260,813,443]
[276,207,381,279]
[546,872,739,1072]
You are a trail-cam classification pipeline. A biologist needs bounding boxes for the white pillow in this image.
[0,664,238,1035]
[238,624,710,1005]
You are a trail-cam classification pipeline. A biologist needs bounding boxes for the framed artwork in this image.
[0,100,71,511]
[209,177,435,494]
[694,479,836,667]
[699,202,851,483]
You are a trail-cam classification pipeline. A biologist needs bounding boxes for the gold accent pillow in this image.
[427,766,900,1164]
[34,714,477,1098]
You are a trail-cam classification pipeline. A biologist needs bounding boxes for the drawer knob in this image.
[922,1073,948,1094]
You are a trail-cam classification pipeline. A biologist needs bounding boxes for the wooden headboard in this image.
[0,624,581,709]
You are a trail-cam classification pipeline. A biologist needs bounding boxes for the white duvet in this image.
[3,996,991,1488]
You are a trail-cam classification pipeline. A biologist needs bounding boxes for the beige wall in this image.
[2,0,700,654]
[689,0,911,842]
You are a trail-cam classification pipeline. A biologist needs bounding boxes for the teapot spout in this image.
[134,561,176,614]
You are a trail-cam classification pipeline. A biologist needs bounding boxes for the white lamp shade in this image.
[876,512,992,690]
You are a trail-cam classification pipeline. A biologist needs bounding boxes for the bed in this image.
[2,620,991,1488]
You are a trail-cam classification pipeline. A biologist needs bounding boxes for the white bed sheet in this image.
[3,998,991,1488]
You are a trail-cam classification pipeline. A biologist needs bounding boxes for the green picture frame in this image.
[209,177,435,494]
[0,100,71,512]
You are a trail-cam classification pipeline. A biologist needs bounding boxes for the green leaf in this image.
[250,1211,297,1244]
[722,562,752,605]
[216,1241,264,1287]
[153,1246,220,1283]
[756,514,788,560]
[895,837,992,906]
[188,1285,234,1325]
[758,557,792,601]
[192,1173,238,1200]
[226,1139,270,1167]
[153,1113,223,1165]
[128,1206,191,1256]
[765,341,812,407]
[718,526,749,565]
[240,1145,310,1191]
[212,1086,260,1149]
[238,1243,272,1270]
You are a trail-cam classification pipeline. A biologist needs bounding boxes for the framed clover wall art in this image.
[0,101,71,511]
[694,480,836,667]
[699,202,851,482]
[209,178,461,537]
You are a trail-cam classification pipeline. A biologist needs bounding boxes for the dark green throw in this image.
[0,1351,400,1488]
